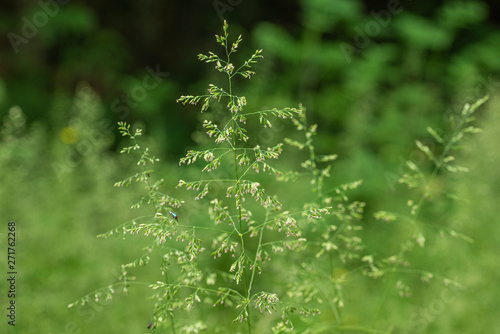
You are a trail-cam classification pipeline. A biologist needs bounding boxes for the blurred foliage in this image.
[249,0,500,203]
[1,0,499,333]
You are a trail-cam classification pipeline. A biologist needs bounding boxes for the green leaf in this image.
[416,140,436,163]
[426,127,444,144]
[462,126,482,134]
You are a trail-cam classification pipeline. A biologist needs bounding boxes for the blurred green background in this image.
[1,0,499,333]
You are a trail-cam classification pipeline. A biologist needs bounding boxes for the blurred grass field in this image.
[1,1,500,333]
[1,88,499,333]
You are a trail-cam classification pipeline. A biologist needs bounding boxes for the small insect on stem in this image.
[169,211,178,220]
[147,321,155,329]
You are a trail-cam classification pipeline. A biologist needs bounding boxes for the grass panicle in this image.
[69,22,489,334]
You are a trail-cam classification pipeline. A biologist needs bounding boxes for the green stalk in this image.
[227,48,252,333]
[247,210,268,295]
